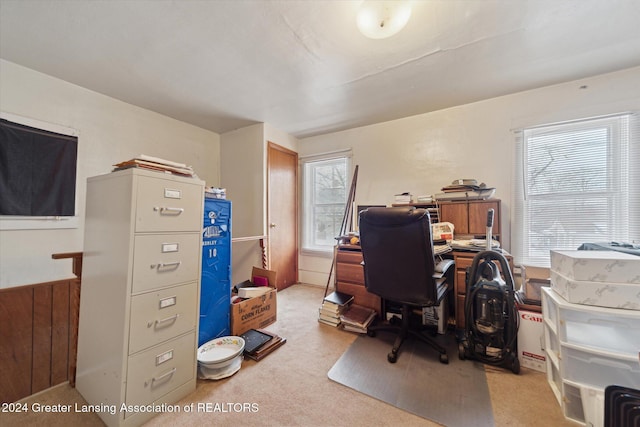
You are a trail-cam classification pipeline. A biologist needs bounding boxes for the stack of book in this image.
[318,291,354,327]
[240,329,286,361]
[340,304,376,333]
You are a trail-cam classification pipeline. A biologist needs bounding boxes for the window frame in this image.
[0,111,80,230]
[513,113,638,267]
[300,149,352,256]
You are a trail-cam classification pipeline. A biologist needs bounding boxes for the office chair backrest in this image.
[359,207,437,306]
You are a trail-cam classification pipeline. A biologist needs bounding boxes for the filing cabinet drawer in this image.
[132,233,200,293]
[125,332,196,415]
[129,282,198,354]
[135,178,203,232]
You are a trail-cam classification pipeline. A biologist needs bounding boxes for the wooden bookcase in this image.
[394,199,502,241]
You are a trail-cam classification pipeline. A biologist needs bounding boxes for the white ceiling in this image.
[1,0,640,138]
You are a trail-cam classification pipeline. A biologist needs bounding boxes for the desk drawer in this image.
[135,178,202,233]
[455,255,474,270]
[132,233,200,293]
[336,262,364,284]
[125,332,196,414]
[129,282,198,355]
[336,250,363,265]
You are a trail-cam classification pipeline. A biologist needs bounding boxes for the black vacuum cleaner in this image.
[458,209,520,374]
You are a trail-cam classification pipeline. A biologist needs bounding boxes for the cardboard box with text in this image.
[230,267,277,335]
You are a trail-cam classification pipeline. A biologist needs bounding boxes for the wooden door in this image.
[267,142,298,290]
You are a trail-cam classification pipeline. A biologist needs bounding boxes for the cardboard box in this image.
[230,267,277,336]
[517,309,546,372]
[550,250,640,283]
[551,269,640,310]
[521,264,550,303]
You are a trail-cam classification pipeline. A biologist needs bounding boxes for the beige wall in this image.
[0,60,220,288]
[3,58,638,290]
[220,122,300,287]
[298,66,640,286]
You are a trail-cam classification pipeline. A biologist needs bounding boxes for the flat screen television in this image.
[0,117,78,217]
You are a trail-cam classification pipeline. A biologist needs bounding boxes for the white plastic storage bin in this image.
[561,381,605,427]
[542,287,640,356]
[580,384,604,427]
[546,355,562,405]
[543,322,560,367]
[541,287,558,333]
[562,381,585,425]
[560,303,640,355]
[560,343,640,390]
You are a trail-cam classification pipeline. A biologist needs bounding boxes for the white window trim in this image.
[512,112,638,267]
[0,111,80,230]
[300,149,353,257]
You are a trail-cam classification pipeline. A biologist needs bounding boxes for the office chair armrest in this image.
[432,259,454,279]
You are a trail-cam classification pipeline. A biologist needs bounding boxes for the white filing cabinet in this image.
[76,168,204,427]
[542,287,640,427]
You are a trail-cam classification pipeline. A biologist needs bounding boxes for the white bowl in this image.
[198,354,243,380]
[197,336,245,369]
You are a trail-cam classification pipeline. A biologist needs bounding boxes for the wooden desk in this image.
[335,243,514,331]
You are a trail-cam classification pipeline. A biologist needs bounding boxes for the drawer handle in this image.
[148,314,180,328]
[147,367,177,387]
[151,261,182,270]
[154,206,184,215]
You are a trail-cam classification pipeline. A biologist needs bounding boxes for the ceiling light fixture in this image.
[356,0,412,39]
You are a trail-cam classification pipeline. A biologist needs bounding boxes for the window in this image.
[513,113,639,267]
[0,112,79,230]
[301,150,352,254]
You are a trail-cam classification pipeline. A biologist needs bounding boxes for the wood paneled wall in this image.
[0,252,82,403]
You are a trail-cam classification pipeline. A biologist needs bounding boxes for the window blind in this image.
[513,113,639,267]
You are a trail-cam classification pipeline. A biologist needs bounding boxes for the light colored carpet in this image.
[0,284,572,427]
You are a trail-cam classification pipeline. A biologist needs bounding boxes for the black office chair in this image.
[359,206,453,364]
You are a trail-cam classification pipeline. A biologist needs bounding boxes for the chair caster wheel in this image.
[440,353,449,364]
[387,352,397,363]
[367,330,376,337]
